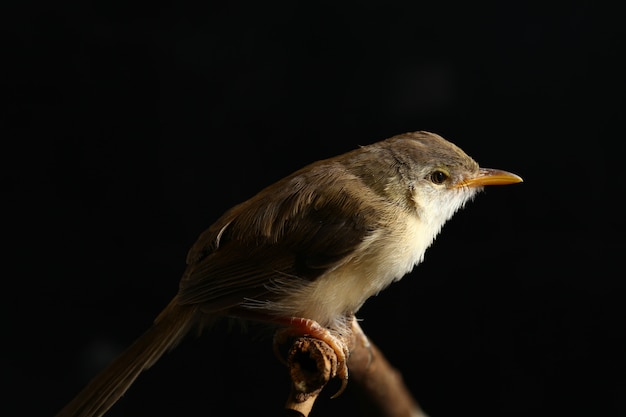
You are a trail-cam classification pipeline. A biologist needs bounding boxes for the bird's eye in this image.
[429,170,449,184]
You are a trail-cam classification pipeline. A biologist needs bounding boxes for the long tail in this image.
[56,299,198,417]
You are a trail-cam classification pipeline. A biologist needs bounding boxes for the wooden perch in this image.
[283,320,429,417]
[284,337,337,416]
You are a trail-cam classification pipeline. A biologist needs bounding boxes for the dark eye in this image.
[429,170,449,184]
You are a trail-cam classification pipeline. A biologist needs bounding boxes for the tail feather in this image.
[56,301,197,417]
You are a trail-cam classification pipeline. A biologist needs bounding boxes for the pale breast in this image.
[279,211,434,329]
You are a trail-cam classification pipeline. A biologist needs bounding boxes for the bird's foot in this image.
[273,317,349,398]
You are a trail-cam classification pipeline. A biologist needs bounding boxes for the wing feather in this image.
[176,162,380,312]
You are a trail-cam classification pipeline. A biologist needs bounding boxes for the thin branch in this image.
[348,323,429,417]
[283,320,429,417]
[284,338,337,416]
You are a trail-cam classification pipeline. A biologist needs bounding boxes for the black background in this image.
[3,2,625,416]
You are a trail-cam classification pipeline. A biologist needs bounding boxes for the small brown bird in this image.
[56,131,522,417]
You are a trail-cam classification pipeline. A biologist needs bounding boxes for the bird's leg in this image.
[349,317,372,369]
[272,317,350,398]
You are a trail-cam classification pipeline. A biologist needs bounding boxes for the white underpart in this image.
[246,184,480,331]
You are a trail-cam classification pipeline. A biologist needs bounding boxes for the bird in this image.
[55,131,522,417]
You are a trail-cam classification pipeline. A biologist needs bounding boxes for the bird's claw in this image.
[273,317,351,398]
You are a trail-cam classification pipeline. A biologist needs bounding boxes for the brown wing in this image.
[176,162,379,312]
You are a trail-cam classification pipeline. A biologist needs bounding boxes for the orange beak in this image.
[457,168,523,188]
